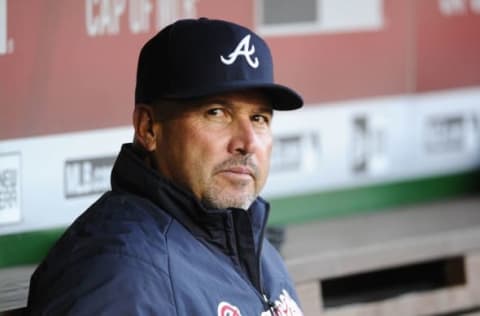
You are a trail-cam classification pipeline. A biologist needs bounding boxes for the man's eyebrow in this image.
[198,97,232,107]
[258,106,274,115]
[191,97,274,114]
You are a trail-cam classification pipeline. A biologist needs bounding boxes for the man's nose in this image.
[227,118,259,155]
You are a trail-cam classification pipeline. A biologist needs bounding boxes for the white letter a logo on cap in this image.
[220,34,259,69]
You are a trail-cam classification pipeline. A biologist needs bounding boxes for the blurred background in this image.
[0,0,479,315]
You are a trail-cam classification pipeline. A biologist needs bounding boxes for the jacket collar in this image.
[110,143,270,251]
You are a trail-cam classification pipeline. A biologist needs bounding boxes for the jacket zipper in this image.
[263,294,277,315]
[227,209,276,314]
[257,208,277,315]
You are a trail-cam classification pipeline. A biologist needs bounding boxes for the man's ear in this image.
[133,104,159,152]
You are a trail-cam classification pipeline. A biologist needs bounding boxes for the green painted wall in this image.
[0,170,479,269]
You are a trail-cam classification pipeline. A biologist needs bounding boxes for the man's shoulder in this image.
[28,191,177,307]
[85,190,173,232]
[79,191,173,239]
[46,192,174,271]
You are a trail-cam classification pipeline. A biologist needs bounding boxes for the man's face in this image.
[153,91,273,210]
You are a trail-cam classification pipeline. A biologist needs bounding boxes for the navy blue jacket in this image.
[27,144,303,315]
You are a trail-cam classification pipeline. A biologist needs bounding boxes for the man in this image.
[27,18,304,315]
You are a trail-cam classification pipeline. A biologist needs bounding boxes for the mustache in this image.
[213,155,259,178]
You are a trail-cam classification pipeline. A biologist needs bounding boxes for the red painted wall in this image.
[1,0,479,140]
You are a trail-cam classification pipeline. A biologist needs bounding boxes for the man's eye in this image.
[206,108,224,117]
[252,114,270,126]
[205,108,231,123]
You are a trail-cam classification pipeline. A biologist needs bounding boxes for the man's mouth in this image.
[219,166,254,179]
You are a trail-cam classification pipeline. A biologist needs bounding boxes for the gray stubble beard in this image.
[201,179,257,211]
[202,155,261,210]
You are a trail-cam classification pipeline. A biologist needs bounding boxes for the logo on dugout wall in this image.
[64,156,116,198]
[424,112,479,154]
[0,0,14,55]
[351,115,388,175]
[439,0,480,16]
[0,152,21,224]
[85,0,198,37]
[270,133,320,174]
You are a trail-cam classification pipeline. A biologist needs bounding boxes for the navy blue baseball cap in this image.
[135,18,303,110]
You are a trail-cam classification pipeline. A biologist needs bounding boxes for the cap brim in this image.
[164,81,303,111]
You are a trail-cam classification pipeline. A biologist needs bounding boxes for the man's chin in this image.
[202,188,256,210]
